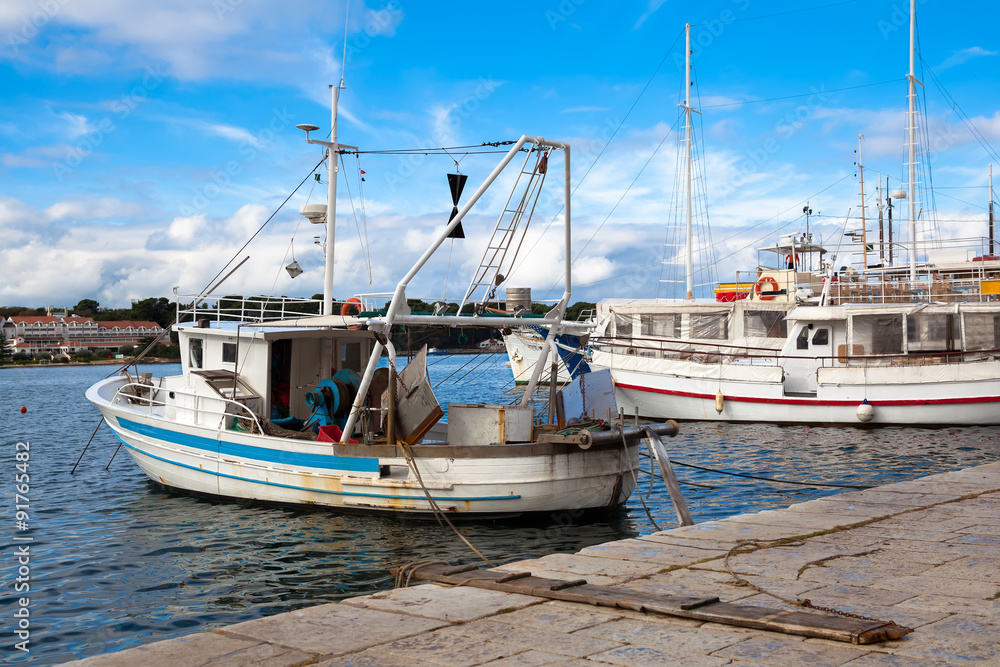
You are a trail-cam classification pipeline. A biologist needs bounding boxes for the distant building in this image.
[1,315,163,356]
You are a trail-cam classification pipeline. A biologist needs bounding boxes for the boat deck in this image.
[65,462,1000,665]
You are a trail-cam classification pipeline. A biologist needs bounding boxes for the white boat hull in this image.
[503,329,573,384]
[88,377,637,516]
[595,352,1000,426]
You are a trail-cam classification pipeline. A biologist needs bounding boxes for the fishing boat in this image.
[85,83,678,517]
[590,5,1000,426]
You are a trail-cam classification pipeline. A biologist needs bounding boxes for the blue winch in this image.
[303,369,362,431]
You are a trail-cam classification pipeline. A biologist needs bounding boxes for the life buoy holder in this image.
[784,253,800,268]
[341,298,363,329]
[755,276,779,300]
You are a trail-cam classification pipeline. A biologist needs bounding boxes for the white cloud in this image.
[936,46,998,71]
[633,0,669,31]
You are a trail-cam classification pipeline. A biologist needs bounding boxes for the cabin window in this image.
[613,313,633,337]
[744,310,787,338]
[812,329,829,346]
[852,315,903,355]
[341,341,363,371]
[907,313,960,352]
[640,314,681,338]
[962,313,1000,351]
[222,342,237,364]
[189,338,204,369]
[691,313,729,340]
[796,327,810,350]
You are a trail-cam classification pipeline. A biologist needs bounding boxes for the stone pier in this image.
[67,462,1000,666]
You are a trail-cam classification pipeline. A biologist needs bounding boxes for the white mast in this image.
[859,135,868,271]
[906,0,920,282]
[323,83,343,316]
[683,23,694,300]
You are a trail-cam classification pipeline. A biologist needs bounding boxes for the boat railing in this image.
[176,294,326,324]
[111,381,264,433]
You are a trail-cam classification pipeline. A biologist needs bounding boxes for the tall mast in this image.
[990,164,995,256]
[323,83,342,316]
[683,22,694,300]
[877,171,885,264]
[906,0,919,282]
[859,135,868,271]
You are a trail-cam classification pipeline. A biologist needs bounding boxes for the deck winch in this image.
[303,369,363,430]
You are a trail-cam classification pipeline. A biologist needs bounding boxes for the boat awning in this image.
[252,315,362,329]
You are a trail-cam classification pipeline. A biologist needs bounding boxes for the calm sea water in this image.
[2,355,998,665]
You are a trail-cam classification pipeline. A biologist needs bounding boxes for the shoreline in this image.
[0,358,181,369]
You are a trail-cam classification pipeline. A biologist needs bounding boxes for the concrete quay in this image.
[68,462,1000,666]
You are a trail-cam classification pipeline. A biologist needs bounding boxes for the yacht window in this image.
[640,314,681,338]
[796,327,810,350]
[690,313,729,340]
[744,310,787,338]
[812,329,829,346]
[962,313,1000,351]
[852,315,903,355]
[907,313,959,352]
[189,338,204,369]
[222,342,237,364]
[614,313,633,337]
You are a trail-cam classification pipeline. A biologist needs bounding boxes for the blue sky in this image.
[1,0,998,308]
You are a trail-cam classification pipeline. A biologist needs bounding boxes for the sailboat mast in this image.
[323,83,342,316]
[684,22,694,300]
[877,171,885,264]
[859,135,868,271]
[906,0,918,282]
[990,164,995,256]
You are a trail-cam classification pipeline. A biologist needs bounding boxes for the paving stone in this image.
[733,592,944,630]
[854,537,1000,558]
[879,630,1000,663]
[488,601,620,633]
[369,629,521,667]
[945,533,1000,546]
[441,618,622,658]
[222,603,447,656]
[784,499,900,520]
[925,555,1000,583]
[711,633,870,666]
[585,644,732,666]
[894,594,1000,618]
[613,568,762,605]
[868,514,981,533]
[839,651,952,665]
[579,538,727,565]
[472,651,594,666]
[638,531,747,552]
[315,650,443,667]
[500,553,664,582]
[664,520,812,543]
[65,632,317,667]
[955,523,1000,536]
[838,526,958,543]
[724,509,870,531]
[574,617,750,654]
[343,583,540,622]
[695,543,884,579]
[868,574,1000,600]
[826,490,960,507]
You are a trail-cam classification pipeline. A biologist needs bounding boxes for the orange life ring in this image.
[341,298,362,329]
[784,253,800,268]
[755,276,779,300]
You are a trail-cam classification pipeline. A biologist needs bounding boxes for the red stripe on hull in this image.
[614,382,1000,407]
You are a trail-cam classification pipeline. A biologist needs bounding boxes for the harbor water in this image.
[2,355,999,665]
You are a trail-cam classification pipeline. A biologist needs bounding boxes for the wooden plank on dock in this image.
[392,563,910,645]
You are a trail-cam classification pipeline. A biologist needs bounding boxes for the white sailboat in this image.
[591,5,1000,426]
[86,83,678,517]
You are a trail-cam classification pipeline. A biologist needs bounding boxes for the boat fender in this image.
[856,399,875,423]
[715,391,724,414]
[341,298,363,329]
[754,276,779,301]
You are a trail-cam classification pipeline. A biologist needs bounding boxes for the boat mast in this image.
[858,135,868,271]
[323,82,344,316]
[683,22,694,300]
[906,0,920,282]
[990,164,995,256]
[877,171,885,264]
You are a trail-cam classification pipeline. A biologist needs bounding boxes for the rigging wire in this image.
[197,154,328,301]
[340,154,374,285]
[700,79,904,109]
[919,54,1000,165]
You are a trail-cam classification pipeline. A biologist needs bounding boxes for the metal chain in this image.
[724,540,912,632]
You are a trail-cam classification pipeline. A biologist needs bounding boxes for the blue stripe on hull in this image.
[112,430,521,503]
[116,417,380,473]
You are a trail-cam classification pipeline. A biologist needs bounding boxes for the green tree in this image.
[74,299,100,317]
[0,336,12,363]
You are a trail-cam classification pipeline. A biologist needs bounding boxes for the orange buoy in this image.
[20,406,27,414]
